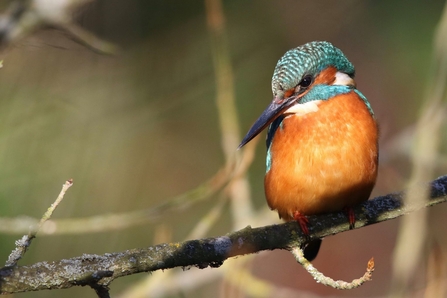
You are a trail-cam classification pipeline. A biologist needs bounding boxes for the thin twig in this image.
[61,23,118,55]
[4,179,73,267]
[37,179,73,231]
[291,247,374,289]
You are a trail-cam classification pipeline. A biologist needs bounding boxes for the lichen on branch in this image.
[1,175,447,294]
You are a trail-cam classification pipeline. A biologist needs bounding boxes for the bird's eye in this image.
[299,75,313,88]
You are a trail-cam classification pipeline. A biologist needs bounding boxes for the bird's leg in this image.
[293,211,322,261]
[344,207,356,229]
[293,211,309,235]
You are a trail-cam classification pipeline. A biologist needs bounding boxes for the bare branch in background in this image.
[0,139,258,237]
[0,0,117,54]
[119,0,260,294]
[205,0,254,229]
[389,1,447,297]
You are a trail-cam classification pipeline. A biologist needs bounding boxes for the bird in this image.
[238,41,378,261]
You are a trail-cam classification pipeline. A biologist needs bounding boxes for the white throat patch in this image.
[284,100,322,116]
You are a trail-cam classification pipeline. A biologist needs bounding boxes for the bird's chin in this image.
[283,100,322,116]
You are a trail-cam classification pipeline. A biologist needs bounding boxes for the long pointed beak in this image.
[238,95,298,149]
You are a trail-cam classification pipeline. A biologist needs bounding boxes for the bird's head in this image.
[238,41,356,148]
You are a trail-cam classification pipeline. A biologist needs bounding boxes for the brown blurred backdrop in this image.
[0,0,446,297]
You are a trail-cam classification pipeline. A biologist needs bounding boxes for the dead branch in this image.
[0,175,446,294]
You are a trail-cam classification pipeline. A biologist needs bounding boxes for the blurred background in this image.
[0,0,446,297]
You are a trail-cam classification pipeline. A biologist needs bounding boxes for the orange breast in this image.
[264,91,378,221]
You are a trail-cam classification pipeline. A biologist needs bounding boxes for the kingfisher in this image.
[238,41,378,261]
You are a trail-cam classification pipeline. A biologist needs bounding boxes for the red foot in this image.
[344,207,355,229]
[293,211,309,235]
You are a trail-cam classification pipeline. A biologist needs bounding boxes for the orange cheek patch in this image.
[313,66,337,85]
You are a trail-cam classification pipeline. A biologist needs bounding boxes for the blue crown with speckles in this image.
[271,41,355,97]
